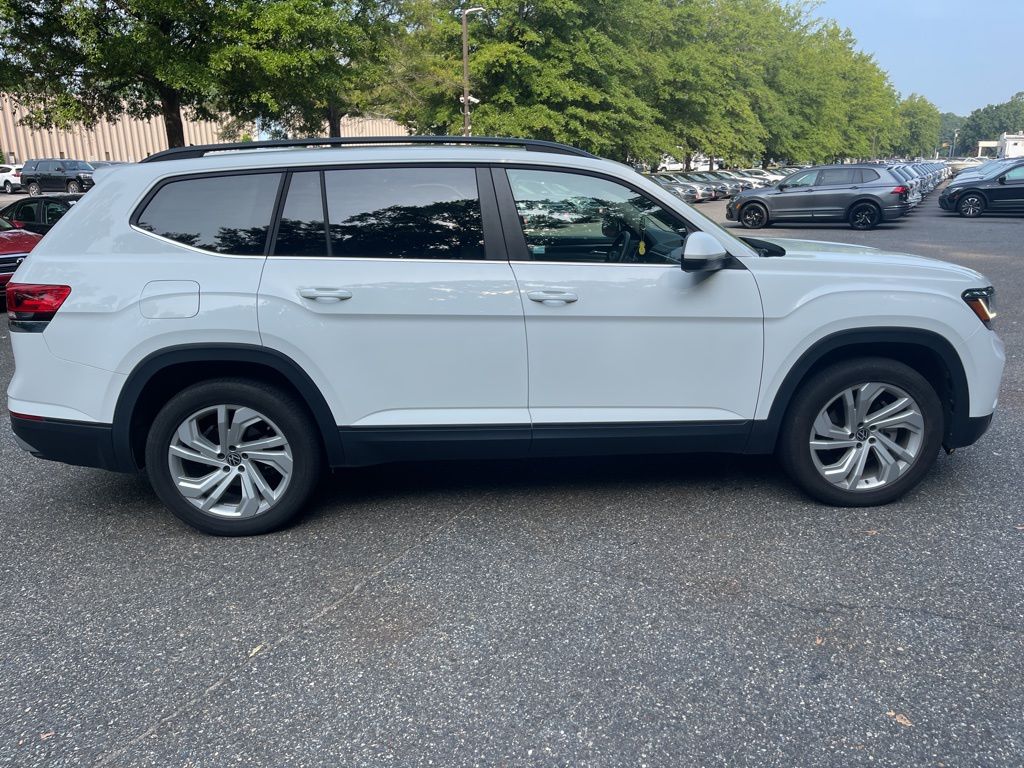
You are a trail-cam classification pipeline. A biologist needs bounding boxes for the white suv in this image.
[6,137,1005,535]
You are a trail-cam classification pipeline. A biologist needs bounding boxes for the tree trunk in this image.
[159,88,186,148]
[327,103,341,138]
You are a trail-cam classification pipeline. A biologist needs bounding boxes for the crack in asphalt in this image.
[92,497,483,766]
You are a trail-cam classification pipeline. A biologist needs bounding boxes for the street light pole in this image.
[461,6,485,137]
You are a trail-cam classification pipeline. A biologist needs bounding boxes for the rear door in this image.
[812,167,860,220]
[257,165,529,461]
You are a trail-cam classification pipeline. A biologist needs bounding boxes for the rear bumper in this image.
[10,414,130,471]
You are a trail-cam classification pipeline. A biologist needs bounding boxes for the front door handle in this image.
[298,287,352,302]
[527,290,578,305]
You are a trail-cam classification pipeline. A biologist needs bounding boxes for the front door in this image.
[495,167,763,450]
[257,166,529,463]
[988,163,1024,212]
[11,200,43,234]
[767,169,818,220]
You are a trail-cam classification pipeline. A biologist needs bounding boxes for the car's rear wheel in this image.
[145,379,322,535]
[778,358,943,507]
[3,181,11,194]
[739,202,769,228]
[958,193,985,218]
[66,180,81,194]
[848,202,881,230]
[26,182,40,196]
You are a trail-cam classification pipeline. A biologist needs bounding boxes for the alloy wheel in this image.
[740,204,766,228]
[167,404,293,519]
[959,195,983,217]
[808,382,924,491]
[850,204,879,229]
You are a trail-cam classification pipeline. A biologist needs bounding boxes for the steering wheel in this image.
[609,230,636,263]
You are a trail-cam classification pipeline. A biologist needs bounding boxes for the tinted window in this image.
[818,168,858,185]
[14,202,38,222]
[44,201,69,225]
[323,167,483,260]
[506,168,688,264]
[1005,165,1024,181]
[784,170,818,187]
[274,171,327,257]
[137,173,282,255]
[860,169,880,182]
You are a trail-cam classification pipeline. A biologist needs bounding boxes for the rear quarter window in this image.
[135,172,282,255]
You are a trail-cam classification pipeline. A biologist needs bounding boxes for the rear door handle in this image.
[298,287,352,302]
[527,290,578,305]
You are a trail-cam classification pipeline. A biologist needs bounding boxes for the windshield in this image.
[65,161,94,171]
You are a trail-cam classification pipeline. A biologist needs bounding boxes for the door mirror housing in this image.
[678,231,729,273]
[997,175,1007,184]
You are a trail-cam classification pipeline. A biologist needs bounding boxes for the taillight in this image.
[13,169,20,177]
[963,287,996,328]
[892,185,909,196]
[6,283,71,326]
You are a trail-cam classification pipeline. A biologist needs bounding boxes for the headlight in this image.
[963,287,997,328]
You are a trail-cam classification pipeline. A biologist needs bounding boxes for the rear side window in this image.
[274,171,327,257]
[859,169,880,183]
[323,167,484,260]
[136,173,282,255]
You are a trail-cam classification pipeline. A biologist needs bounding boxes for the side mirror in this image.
[997,175,1007,184]
[777,182,788,191]
[679,231,729,273]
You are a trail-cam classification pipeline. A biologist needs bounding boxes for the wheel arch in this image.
[747,327,970,454]
[843,196,883,218]
[112,344,345,470]
[738,198,770,223]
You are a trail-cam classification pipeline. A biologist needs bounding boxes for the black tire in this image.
[66,180,81,194]
[26,182,40,196]
[778,358,944,507]
[739,202,769,229]
[848,201,881,230]
[958,193,984,218]
[144,378,323,535]
[3,181,11,194]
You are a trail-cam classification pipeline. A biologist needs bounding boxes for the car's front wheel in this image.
[66,180,81,194]
[778,358,943,507]
[145,379,323,535]
[958,193,985,218]
[739,202,769,228]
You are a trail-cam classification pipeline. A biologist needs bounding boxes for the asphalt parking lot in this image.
[1,189,1022,767]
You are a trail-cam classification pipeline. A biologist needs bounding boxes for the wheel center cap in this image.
[226,452,242,467]
[855,427,869,441]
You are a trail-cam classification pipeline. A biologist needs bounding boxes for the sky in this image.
[813,0,1023,116]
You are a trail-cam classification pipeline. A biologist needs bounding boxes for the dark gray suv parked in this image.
[726,164,910,230]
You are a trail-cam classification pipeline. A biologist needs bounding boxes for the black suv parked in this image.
[726,164,910,230]
[20,159,95,196]
[939,159,1024,217]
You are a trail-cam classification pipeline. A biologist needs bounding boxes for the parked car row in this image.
[725,161,950,230]
[0,158,121,196]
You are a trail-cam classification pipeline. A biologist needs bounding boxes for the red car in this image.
[0,217,42,306]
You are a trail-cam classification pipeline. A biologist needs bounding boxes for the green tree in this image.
[939,111,965,154]
[958,92,1024,156]
[893,93,941,158]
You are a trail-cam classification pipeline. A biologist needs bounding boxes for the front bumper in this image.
[945,414,993,451]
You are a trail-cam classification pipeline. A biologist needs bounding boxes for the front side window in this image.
[136,173,282,255]
[323,167,483,260]
[506,168,688,264]
[784,171,818,187]
[1003,164,1024,181]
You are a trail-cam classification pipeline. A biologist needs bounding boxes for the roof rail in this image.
[140,135,598,163]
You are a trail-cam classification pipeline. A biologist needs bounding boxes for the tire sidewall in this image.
[779,358,944,507]
[3,181,11,194]
[958,194,984,218]
[67,181,80,193]
[27,182,40,196]
[145,379,322,535]
[740,202,768,229]
[849,202,880,230]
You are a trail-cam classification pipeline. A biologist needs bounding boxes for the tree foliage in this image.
[958,93,1024,156]
[0,0,945,161]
